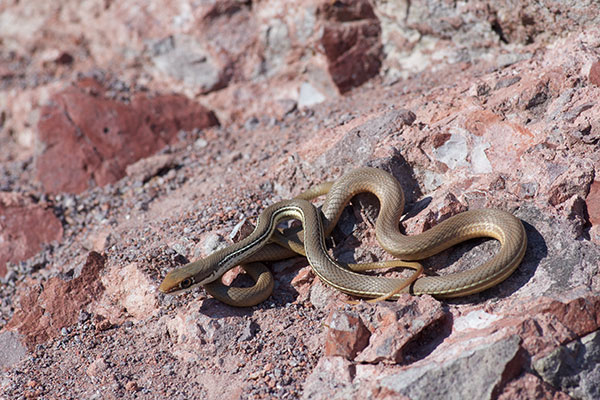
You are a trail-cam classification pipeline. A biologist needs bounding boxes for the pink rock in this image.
[324,309,371,359]
[290,266,314,289]
[86,356,109,378]
[547,161,594,206]
[290,266,316,302]
[0,331,28,369]
[302,356,354,399]
[124,153,177,183]
[418,193,468,232]
[0,192,63,277]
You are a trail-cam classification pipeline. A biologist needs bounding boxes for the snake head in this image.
[158,257,221,294]
[158,272,196,294]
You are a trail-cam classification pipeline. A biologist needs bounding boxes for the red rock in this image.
[5,252,106,348]
[324,309,371,359]
[95,318,113,332]
[0,192,63,277]
[35,78,218,193]
[320,0,382,93]
[589,61,600,86]
[586,180,600,225]
[431,133,452,148]
[531,297,600,339]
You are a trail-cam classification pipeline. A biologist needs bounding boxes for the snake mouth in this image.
[158,272,200,294]
[159,275,202,295]
[158,269,222,296]
[158,277,179,294]
[197,270,220,286]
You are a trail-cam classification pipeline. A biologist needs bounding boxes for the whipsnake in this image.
[158,168,527,306]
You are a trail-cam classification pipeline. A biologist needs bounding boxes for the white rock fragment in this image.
[433,131,469,170]
[298,82,326,108]
[454,309,501,332]
[471,138,493,174]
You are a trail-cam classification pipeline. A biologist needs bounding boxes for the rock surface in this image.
[1,1,600,399]
[533,330,600,399]
[375,335,524,400]
[0,192,63,276]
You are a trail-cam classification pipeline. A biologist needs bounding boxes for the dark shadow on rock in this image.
[401,307,453,365]
[198,297,254,319]
[507,219,547,294]
[367,149,423,205]
[369,151,433,225]
[403,196,432,220]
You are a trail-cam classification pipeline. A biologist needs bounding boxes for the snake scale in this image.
[159,167,527,306]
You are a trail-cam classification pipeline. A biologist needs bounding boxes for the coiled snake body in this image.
[159,168,527,306]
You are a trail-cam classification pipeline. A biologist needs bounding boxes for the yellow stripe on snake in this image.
[158,167,527,306]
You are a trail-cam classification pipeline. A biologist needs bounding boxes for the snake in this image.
[158,167,527,306]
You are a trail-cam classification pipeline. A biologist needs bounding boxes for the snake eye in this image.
[179,278,194,290]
